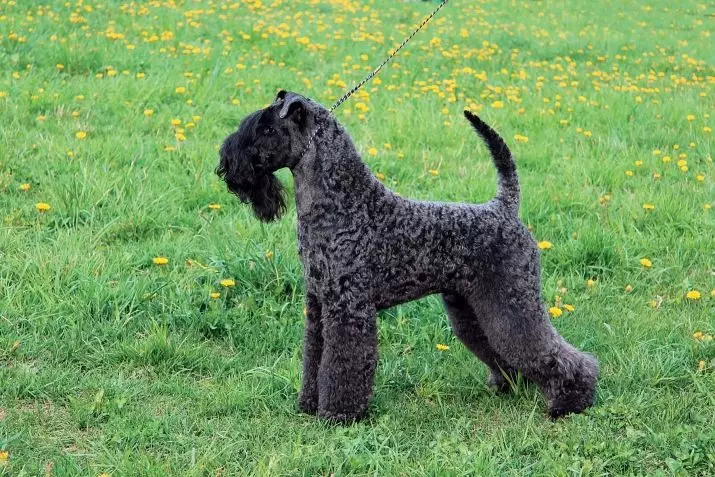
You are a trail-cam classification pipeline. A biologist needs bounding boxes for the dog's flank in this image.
[217,91,598,422]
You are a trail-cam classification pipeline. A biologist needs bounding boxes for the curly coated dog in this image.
[216,90,598,422]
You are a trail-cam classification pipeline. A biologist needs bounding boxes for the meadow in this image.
[1,0,713,474]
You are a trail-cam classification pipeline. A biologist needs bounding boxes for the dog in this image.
[216,90,598,422]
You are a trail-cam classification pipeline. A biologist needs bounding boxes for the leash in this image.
[301,0,452,157]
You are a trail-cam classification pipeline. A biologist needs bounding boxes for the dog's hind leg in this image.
[443,293,518,392]
[469,288,599,418]
[317,289,378,422]
[298,292,323,414]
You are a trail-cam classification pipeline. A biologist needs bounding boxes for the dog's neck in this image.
[291,118,384,222]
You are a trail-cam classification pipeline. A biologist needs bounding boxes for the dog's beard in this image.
[228,173,287,222]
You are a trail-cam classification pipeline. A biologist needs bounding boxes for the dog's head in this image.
[216,90,321,222]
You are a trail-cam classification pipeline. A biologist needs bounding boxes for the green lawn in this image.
[1,0,714,475]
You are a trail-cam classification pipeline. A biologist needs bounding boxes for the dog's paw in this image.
[317,407,367,424]
[298,394,319,415]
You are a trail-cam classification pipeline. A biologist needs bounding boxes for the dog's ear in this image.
[274,90,287,103]
[278,93,305,120]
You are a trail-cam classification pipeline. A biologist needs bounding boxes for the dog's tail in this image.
[463,110,519,216]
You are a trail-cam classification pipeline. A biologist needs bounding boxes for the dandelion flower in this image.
[265,250,274,260]
[35,202,51,212]
[210,292,221,299]
[625,285,633,293]
[686,114,695,121]
[368,147,377,156]
[662,155,671,163]
[491,100,504,109]
[625,170,634,176]
[586,279,596,288]
[695,174,704,182]
[75,131,87,140]
[375,172,385,181]
[152,256,168,265]
[548,307,563,318]
[144,109,154,117]
[208,203,221,210]
[436,343,449,351]
[537,241,553,250]
[19,183,31,191]
[171,118,181,126]
[685,290,701,300]
[220,279,235,288]
[428,169,439,176]
[698,360,706,371]
[639,258,652,268]
[642,203,655,211]
[563,304,575,312]
[175,87,186,94]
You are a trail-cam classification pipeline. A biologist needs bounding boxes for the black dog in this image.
[217,91,598,422]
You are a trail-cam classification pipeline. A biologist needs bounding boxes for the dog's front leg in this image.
[298,292,323,414]
[317,294,377,422]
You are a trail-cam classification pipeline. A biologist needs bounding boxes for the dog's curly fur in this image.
[217,90,598,422]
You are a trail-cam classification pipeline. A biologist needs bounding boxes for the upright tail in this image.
[463,110,520,215]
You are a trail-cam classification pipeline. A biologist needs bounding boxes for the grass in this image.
[0,0,713,474]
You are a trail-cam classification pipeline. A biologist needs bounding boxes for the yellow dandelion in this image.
[35,202,51,212]
[265,250,274,260]
[56,64,64,70]
[175,87,186,94]
[662,155,671,163]
[697,360,706,371]
[685,290,701,300]
[75,131,87,140]
[642,203,655,211]
[686,114,695,121]
[171,118,181,126]
[210,292,221,299]
[19,183,31,191]
[152,256,168,265]
[563,304,575,312]
[652,149,661,156]
[491,100,504,109]
[219,279,236,288]
[368,147,377,156]
[704,126,712,134]
[175,133,186,142]
[625,285,633,293]
[375,172,385,181]
[208,203,221,210]
[548,307,563,318]
[634,160,643,167]
[695,174,704,182]
[537,241,553,250]
[639,258,652,268]
[586,279,596,288]
[625,170,634,176]
[693,331,705,341]
[428,169,440,176]
[144,109,154,117]
[436,344,449,351]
